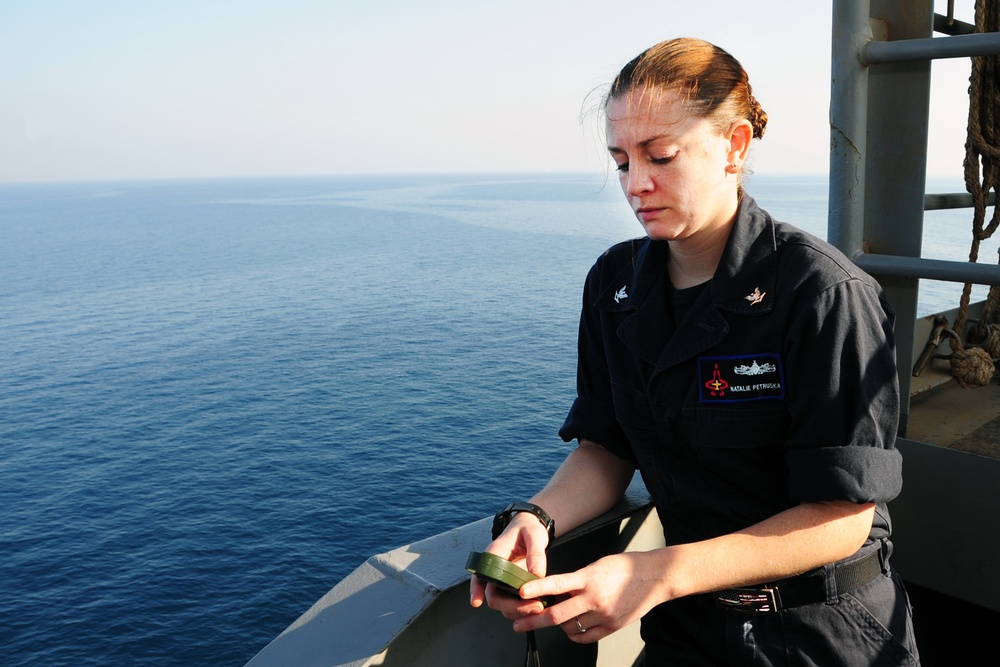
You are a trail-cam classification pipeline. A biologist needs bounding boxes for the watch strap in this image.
[492,502,556,543]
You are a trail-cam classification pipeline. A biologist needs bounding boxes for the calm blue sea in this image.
[0,173,987,666]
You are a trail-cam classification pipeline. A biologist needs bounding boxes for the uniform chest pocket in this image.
[611,382,655,431]
[681,405,788,449]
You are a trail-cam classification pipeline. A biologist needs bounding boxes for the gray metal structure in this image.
[829,0,1000,611]
[246,478,659,666]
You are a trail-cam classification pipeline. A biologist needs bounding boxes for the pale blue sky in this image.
[0,0,972,183]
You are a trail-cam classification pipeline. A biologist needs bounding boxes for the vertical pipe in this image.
[828,0,872,257]
[864,0,934,434]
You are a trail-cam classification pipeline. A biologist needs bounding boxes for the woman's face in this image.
[606,88,740,244]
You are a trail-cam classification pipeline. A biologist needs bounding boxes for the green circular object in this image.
[465,551,538,595]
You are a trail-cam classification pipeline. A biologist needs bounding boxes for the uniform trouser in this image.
[640,567,919,666]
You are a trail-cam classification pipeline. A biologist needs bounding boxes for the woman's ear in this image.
[726,119,753,167]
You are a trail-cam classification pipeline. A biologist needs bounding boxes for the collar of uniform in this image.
[593,195,777,316]
[591,239,672,367]
[710,194,778,316]
[593,238,669,313]
[591,195,777,371]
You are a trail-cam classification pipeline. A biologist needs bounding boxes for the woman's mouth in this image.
[636,207,664,222]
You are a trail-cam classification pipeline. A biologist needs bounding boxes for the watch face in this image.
[491,508,512,540]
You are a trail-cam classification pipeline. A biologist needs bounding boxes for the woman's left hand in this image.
[511,551,667,644]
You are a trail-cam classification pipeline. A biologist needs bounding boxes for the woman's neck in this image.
[666,221,733,289]
[666,189,740,289]
[667,258,715,290]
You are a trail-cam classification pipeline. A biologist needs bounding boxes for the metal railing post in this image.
[828,0,872,258]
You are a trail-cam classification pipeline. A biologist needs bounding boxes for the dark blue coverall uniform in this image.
[559,195,919,666]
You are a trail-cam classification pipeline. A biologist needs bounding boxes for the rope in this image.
[951,345,996,388]
[951,0,1000,388]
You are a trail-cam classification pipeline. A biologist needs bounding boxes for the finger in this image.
[520,571,584,601]
[484,529,517,555]
[524,542,548,578]
[565,621,607,645]
[561,617,589,638]
[485,583,544,618]
[469,575,485,608]
[512,594,592,634]
[560,616,600,640]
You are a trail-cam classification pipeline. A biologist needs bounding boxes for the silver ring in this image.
[575,618,587,634]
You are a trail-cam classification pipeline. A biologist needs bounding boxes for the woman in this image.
[470,38,919,666]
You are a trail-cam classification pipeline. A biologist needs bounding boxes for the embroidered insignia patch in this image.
[698,354,784,403]
[744,287,766,305]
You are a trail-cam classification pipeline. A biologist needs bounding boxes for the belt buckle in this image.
[715,585,782,613]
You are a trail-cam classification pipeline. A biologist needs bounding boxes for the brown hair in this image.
[606,38,767,139]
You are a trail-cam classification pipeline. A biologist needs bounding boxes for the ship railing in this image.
[829,0,1000,411]
[831,1,1000,287]
[853,21,1000,286]
[245,476,661,667]
[829,1,1000,614]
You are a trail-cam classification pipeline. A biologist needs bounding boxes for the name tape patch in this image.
[698,354,785,403]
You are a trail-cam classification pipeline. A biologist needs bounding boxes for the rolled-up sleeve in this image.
[787,446,902,503]
[782,277,902,504]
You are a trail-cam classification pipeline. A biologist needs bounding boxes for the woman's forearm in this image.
[647,499,876,602]
[528,439,635,538]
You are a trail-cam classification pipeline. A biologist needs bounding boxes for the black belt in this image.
[713,548,884,613]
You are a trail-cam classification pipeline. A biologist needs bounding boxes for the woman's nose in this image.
[626,166,653,196]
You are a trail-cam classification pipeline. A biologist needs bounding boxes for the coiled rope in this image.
[951,0,1000,388]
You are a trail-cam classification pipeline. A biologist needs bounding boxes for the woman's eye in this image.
[615,162,629,173]
[651,155,674,165]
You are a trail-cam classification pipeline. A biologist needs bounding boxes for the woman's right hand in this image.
[469,511,550,619]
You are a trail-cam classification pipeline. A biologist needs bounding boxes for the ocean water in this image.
[0,173,989,666]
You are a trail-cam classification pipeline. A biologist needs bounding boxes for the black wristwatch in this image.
[492,502,556,543]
